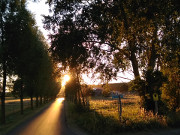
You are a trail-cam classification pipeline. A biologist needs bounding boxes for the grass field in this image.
[66,94,180,135]
[0,97,34,116]
[90,95,141,121]
[90,95,168,126]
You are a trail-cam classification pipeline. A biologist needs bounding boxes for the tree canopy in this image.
[0,0,60,123]
[44,0,180,112]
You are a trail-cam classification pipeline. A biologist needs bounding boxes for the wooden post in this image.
[118,95,122,122]
[154,101,158,115]
[153,93,158,115]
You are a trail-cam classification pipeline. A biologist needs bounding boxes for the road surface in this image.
[7,98,77,135]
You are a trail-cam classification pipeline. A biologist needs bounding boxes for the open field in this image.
[0,97,35,116]
[66,94,180,135]
[89,95,169,125]
[90,95,141,121]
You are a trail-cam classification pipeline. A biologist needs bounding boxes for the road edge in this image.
[64,100,89,135]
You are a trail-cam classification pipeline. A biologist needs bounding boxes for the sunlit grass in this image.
[0,98,36,116]
[66,95,180,135]
[89,95,173,129]
[90,95,142,120]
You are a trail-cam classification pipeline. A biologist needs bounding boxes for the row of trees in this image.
[44,0,179,113]
[0,0,60,124]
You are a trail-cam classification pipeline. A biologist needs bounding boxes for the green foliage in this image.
[65,72,90,111]
[129,77,146,96]
[0,0,60,123]
[81,84,92,97]
[44,0,180,113]
[129,70,167,112]
[4,2,59,99]
[157,0,179,111]
[102,83,111,97]
[161,62,180,111]
[65,75,80,103]
[12,79,21,98]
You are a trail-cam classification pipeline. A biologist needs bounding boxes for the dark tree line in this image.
[0,0,60,124]
[44,0,179,113]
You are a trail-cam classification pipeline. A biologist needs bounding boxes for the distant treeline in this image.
[90,83,129,93]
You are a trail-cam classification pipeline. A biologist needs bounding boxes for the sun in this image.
[62,75,70,86]
[63,75,70,82]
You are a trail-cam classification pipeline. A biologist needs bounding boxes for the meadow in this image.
[90,95,167,126]
[66,94,180,135]
[0,97,34,117]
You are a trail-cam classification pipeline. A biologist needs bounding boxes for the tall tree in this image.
[4,0,38,114]
[44,0,180,112]
[0,0,18,124]
[160,0,180,111]
[0,0,7,124]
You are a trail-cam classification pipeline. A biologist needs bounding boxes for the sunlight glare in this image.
[56,98,64,104]
[64,75,70,82]
[61,75,70,86]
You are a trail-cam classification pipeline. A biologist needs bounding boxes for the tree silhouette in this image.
[44,0,179,112]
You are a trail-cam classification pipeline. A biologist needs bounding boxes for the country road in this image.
[7,98,77,135]
[5,97,180,135]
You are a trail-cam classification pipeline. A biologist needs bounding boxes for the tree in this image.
[44,0,180,112]
[160,1,180,111]
[4,0,38,114]
[91,0,179,112]
[0,0,18,124]
[4,0,59,114]
[0,0,60,124]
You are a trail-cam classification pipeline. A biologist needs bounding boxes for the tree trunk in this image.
[148,44,157,70]
[20,79,24,115]
[1,61,7,124]
[118,2,140,79]
[148,25,158,70]
[36,96,39,108]
[80,89,85,107]
[1,7,6,123]
[30,95,33,110]
[43,96,46,104]
[129,40,140,78]
[40,95,42,105]
[130,52,140,78]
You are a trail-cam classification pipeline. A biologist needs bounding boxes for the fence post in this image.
[154,101,158,115]
[118,95,122,122]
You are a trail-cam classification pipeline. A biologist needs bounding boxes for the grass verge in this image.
[65,96,180,135]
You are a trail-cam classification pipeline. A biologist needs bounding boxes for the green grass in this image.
[66,94,180,135]
[90,95,168,126]
[5,101,32,116]
[0,98,33,116]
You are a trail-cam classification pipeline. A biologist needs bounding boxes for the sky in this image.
[27,0,50,39]
[26,1,134,85]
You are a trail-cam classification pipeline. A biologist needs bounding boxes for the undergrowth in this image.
[66,95,180,135]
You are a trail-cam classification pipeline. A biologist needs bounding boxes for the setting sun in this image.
[61,75,70,86]
[63,75,70,82]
